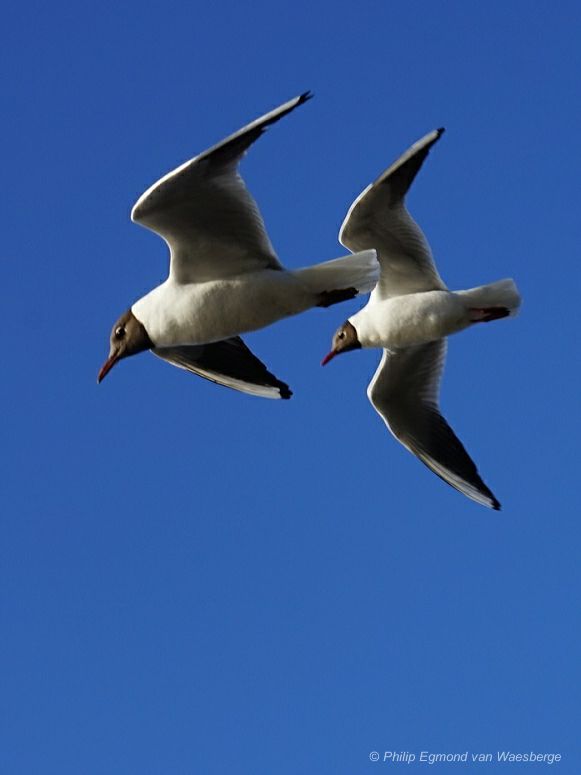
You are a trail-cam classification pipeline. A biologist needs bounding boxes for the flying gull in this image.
[322,129,521,509]
[99,93,378,399]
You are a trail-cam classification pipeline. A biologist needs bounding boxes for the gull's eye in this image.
[115,326,126,340]
[338,331,346,340]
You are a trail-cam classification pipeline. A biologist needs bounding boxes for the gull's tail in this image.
[293,249,379,307]
[458,278,521,317]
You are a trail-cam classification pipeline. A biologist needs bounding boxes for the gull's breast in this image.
[132,271,310,347]
[361,291,470,348]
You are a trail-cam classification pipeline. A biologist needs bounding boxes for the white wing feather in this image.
[131,93,311,283]
[340,129,447,298]
[367,341,500,509]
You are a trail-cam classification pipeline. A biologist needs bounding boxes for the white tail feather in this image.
[458,278,521,316]
[293,249,379,296]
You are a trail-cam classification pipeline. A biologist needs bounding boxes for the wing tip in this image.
[279,90,313,118]
[477,480,501,511]
[425,126,445,149]
[277,382,293,399]
[466,484,501,511]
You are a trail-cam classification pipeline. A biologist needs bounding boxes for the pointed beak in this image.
[97,350,120,383]
[321,350,337,366]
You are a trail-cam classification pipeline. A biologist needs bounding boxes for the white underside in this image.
[351,278,521,349]
[132,249,378,347]
[132,270,308,346]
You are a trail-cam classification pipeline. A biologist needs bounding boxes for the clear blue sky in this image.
[2,1,579,772]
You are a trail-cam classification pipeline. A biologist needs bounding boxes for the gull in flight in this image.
[322,129,521,509]
[99,93,378,398]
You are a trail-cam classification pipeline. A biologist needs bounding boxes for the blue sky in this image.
[2,1,580,772]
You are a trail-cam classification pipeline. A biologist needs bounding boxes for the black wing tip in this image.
[278,382,293,399]
[479,480,500,510]
[476,485,500,510]
[436,127,446,137]
[259,91,313,137]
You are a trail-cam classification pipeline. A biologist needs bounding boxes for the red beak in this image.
[97,351,119,383]
[321,350,337,366]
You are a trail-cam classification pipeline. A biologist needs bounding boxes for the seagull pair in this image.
[99,93,520,510]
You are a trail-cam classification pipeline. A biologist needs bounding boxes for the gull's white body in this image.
[350,289,470,349]
[336,128,521,509]
[132,269,312,347]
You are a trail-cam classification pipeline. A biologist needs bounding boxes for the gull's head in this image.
[98,309,153,383]
[321,321,361,366]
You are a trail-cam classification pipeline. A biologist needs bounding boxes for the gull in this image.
[322,129,521,509]
[98,93,378,398]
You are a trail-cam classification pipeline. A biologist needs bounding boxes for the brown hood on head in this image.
[321,320,361,365]
[98,309,153,382]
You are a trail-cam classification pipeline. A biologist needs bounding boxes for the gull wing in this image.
[132,93,312,283]
[367,340,500,509]
[340,129,447,298]
[152,337,292,399]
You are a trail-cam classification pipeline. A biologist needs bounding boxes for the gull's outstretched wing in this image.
[340,129,447,298]
[132,93,312,284]
[367,340,500,509]
[152,337,292,399]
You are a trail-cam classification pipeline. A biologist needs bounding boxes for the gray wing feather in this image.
[131,93,312,283]
[152,337,292,399]
[340,129,447,298]
[368,341,500,509]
